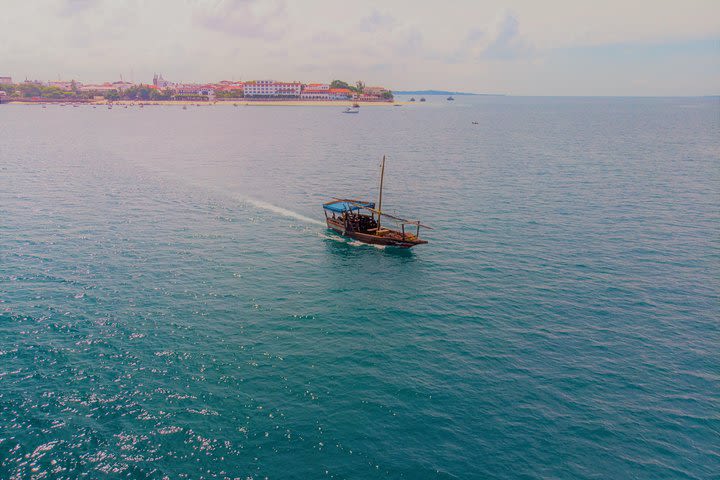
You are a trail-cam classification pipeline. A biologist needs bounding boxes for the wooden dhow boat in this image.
[322,156,430,248]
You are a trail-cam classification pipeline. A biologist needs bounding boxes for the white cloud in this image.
[479,11,533,59]
[193,0,287,38]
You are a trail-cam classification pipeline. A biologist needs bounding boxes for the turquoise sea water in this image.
[1,97,718,479]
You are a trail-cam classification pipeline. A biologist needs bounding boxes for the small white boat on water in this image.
[343,106,359,114]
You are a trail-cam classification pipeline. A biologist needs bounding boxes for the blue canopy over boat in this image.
[323,200,375,213]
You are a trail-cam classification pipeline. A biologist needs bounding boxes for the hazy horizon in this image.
[2,0,719,96]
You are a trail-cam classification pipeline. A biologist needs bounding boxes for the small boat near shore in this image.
[447,96,455,101]
[343,106,359,113]
[322,156,430,248]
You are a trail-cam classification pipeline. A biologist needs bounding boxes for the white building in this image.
[79,83,122,93]
[0,77,12,85]
[300,84,330,100]
[244,80,302,98]
[174,84,215,97]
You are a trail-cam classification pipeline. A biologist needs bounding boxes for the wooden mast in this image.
[377,155,385,230]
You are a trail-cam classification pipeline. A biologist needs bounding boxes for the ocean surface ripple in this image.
[1,97,718,479]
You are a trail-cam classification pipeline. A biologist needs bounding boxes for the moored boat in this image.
[322,156,430,248]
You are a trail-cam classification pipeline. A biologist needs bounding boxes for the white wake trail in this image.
[243,198,325,226]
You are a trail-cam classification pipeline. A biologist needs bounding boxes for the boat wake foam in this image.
[243,198,324,226]
[239,197,387,250]
[318,233,386,249]
[351,241,386,250]
[318,233,347,243]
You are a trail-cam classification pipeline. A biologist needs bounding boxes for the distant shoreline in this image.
[6,99,408,107]
[393,90,505,96]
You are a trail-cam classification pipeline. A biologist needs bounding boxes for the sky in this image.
[1,0,719,95]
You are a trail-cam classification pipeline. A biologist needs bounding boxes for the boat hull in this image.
[326,219,427,248]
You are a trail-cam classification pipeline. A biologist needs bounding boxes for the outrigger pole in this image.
[377,155,386,230]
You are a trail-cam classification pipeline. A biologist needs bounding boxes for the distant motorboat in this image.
[472,121,479,125]
[420,97,426,102]
[447,96,455,101]
[343,106,360,114]
[182,105,187,110]
[410,97,416,102]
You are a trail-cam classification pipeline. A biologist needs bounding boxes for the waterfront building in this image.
[328,88,353,100]
[175,84,213,95]
[79,83,121,93]
[215,81,244,95]
[0,76,12,85]
[244,80,302,98]
[217,80,243,87]
[364,86,389,96]
[305,83,329,91]
[300,84,330,100]
[356,93,386,102]
[173,84,215,99]
[79,81,134,93]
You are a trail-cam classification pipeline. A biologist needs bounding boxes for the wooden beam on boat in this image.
[330,198,433,230]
